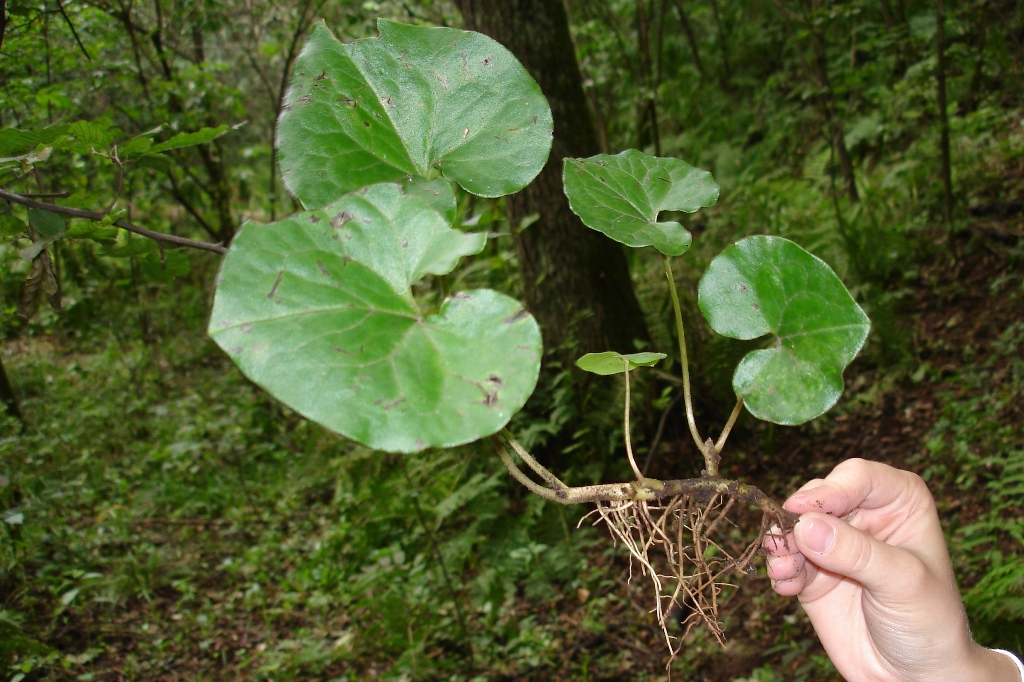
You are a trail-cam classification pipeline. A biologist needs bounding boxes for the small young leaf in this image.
[118,135,155,157]
[0,126,66,158]
[148,125,231,154]
[563,150,719,256]
[28,209,66,237]
[697,235,870,425]
[576,351,667,375]
[209,181,538,453]
[65,222,118,243]
[55,120,123,153]
[276,20,553,208]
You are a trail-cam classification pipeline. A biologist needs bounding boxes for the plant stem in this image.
[714,398,744,453]
[662,254,707,459]
[623,359,644,481]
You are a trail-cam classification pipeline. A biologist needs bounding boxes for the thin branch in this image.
[54,0,92,60]
[20,191,70,199]
[164,170,220,241]
[0,188,226,254]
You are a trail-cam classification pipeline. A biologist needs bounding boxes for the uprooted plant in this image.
[206,19,871,658]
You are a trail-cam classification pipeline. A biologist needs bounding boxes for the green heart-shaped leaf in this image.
[562,150,719,256]
[576,351,667,375]
[209,182,541,453]
[697,236,870,425]
[277,20,554,209]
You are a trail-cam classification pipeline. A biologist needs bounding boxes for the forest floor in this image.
[2,225,1021,682]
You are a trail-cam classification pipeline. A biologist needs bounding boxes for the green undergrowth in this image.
[0,273,672,681]
[0,313,588,680]
[915,294,1024,652]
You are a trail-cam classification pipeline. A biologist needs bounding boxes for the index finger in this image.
[784,458,925,519]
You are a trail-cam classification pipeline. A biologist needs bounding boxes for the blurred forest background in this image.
[1,0,1022,679]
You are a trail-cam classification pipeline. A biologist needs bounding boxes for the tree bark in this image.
[456,0,650,358]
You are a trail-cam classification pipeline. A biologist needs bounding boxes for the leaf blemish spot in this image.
[331,211,353,229]
[385,397,407,411]
[502,309,530,324]
[241,323,253,334]
[230,346,242,354]
[267,271,283,299]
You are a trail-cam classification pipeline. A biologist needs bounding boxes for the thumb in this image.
[794,513,924,600]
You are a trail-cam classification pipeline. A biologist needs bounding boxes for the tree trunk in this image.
[456,0,650,359]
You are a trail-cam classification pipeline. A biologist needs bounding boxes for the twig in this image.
[0,188,227,254]
[20,191,70,199]
[55,0,92,61]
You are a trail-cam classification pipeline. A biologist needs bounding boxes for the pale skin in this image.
[764,458,1020,682]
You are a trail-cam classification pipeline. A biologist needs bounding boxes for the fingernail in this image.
[797,517,836,554]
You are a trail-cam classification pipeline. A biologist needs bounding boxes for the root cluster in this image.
[584,490,784,661]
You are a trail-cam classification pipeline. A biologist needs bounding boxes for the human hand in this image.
[764,458,1018,681]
